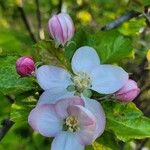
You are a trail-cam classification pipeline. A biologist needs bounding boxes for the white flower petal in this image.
[28,104,62,137]
[83,97,106,140]
[71,46,100,74]
[36,65,72,90]
[37,89,74,106]
[90,65,129,94]
[51,132,84,150]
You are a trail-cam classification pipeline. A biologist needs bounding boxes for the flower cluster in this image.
[16,13,140,150]
[28,97,105,150]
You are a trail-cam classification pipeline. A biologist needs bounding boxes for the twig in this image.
[0,119,14,141]
[101,10,141,31]
[35,0,41,31]
[17,6,37,42]
[58,0,63,13]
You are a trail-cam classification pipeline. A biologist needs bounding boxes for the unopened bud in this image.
[16,56,35,77]
[48,13,75,46]
[114,79,140,102]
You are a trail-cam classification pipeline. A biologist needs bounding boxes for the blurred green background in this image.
[0,0,150,149]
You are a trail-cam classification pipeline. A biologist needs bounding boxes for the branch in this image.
[17,5,37,43]
[101,10,141,31]
[35,0,44,40]
[0,119,14,141]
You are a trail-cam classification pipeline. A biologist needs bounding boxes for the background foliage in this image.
[0,0,150,150]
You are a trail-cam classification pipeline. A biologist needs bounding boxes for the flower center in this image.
[63,116,80,132]
[73,72,91,92]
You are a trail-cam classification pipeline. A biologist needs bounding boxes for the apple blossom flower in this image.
[36,46,129,98]
[16,56,35,77]
[28,96,105,150]
[48,13,75,46]
[114,79,140,102]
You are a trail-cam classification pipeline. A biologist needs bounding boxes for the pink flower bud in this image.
[114,79,140,102]
[16,56,35,77]
[48,13,75,46]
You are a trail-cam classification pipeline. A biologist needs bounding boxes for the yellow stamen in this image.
[64,116,80,132]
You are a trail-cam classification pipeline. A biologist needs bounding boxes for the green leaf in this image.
[0,28,33,56]
[142,0,150,6]
[85,145,94,150]
[0,29,21,53]
[118,18,146,36]
[0,56,36,95]
[0,92,11,119]
[10,95,37,123]
[34,40,70,70]
[88,30,133,63]
[32,132,51,150]
[85,131,119,150]
[94,131,119,150]
[102,100,150,142]
[127,0,144,12]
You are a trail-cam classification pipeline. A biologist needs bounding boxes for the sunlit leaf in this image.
[102,100,150,142]
[34,40,70,70]
[10,96,37,123]
[118,18,146,36]
[88,30,133,63]
[94,131,119,150]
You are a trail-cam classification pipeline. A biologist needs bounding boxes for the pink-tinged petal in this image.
[68,105,96,126]
[28,104,62,137]
[51,132,84,150]
[28,107,39,131]
[37,89,74,106]
[57,14,68,44]
[48,15,64,45]
[55,97,85,119]
[48,15,57,39]
[36,65,72,90]
[90,65,128,94]
[58,13,75,42]
[83,97,106,140]
[68,105,96,145]
[71,46,100,74]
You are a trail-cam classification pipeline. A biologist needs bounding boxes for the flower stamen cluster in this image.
[63,116,80,132]
[72,72,91,93]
